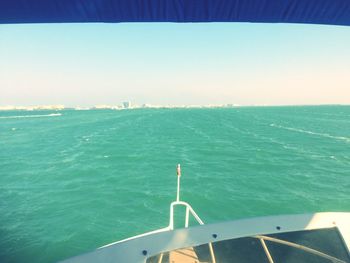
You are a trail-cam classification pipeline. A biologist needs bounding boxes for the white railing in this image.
[157,164,216,263]
[168,200,204,230]
[169,165,205,230]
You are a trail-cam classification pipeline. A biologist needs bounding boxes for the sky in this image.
[0,22,350,107]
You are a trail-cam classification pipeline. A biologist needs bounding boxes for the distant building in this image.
[0,105,65,111]
[92,105,121,110]
[142,104,152,108]
[123,101,131,109]
[93,105,111,109]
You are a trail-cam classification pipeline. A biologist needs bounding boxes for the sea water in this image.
[0,106,349,262]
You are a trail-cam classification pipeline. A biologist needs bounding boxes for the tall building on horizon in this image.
[122,101,131,109]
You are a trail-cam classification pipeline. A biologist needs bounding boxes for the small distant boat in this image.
[61,165,350,263]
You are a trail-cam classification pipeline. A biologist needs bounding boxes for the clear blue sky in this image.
[1,23,350,106]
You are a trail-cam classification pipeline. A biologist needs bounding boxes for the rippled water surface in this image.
[0,106,349,262]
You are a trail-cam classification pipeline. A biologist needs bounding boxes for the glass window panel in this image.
[266,227,350,263]
[147,227,350,263]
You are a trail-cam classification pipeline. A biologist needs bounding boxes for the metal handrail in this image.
[159,164,216,263]
[168,201,204,230]
[255,235,347,263]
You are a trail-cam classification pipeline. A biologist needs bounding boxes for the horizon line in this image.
[0,103,349,111]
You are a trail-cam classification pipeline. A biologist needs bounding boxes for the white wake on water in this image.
[0,113,62,119]
[270,123,350,143]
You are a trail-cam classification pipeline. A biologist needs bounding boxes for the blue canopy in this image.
[1,0,350,26]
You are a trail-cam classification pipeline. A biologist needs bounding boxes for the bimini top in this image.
[1,0,350,26]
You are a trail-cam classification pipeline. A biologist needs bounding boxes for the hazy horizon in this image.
[1,23,350,107]
[1,102,350,109]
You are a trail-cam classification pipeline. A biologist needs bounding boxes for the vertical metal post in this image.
[157,253,164,263]
[259,238,274,263]
[209,243,217,263]
[169,203,174,230]
[176,164,181,202]
[185,206,189,228]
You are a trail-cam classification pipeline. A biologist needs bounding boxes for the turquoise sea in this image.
[0,106,349,262]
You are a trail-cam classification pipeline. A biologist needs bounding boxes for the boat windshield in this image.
[147,227,350,263]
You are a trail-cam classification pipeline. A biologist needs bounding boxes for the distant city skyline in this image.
[1,23,350,107]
